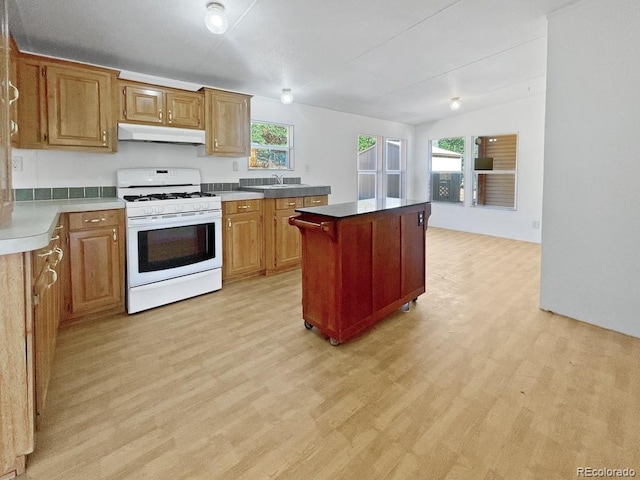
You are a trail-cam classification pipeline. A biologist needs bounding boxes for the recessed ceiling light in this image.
[281,88,293,105]
[449,97,462,111]
[205,1,228,34]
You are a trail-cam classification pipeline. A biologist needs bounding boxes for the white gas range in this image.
[117,168,222,314]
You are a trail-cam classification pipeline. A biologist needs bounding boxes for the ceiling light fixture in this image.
[449,97,462,111]
[281,88,293,105]
[205,1,228,34]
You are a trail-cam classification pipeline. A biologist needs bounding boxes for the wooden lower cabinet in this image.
[64,209,125,321]
[222,199,263,282]
[264,195,328,275]
[0,252,34,479]
[32,220,65,426]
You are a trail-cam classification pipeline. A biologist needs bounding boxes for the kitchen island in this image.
[290,198,431,345]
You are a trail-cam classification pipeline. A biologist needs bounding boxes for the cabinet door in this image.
[223,211,263,279]
[275,209,301,268]
[0,3,10,225]
[69,226,122,314]
[0,252,33,478]
[206,89,251,156]
[14,55,47,149]
[122,84,164,124]
[166,91,202,128]
[45,64,114,149]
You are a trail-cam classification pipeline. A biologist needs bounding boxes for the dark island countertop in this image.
[295,198,429,219]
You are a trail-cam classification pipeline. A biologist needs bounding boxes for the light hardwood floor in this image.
[24,228,640,479]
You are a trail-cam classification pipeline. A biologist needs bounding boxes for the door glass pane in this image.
[358,173,376,200]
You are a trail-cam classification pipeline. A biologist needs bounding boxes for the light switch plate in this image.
[12,156,23,171]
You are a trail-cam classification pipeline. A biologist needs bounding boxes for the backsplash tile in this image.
[34,188,52,201]
[52,188,69,200]
[14,189,34,201]
[69,187,85,199]
[14,186,119,201]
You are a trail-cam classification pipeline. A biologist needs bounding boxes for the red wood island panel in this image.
[290,199,431,345]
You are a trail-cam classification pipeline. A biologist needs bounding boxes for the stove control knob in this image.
[175,204,184,212]
[144,207,153,215]
[203,202,210,209]
[154,206,164,214]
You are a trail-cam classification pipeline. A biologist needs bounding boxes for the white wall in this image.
[12,95,415,205]
[414,96,546,243]
[540,0,640,338]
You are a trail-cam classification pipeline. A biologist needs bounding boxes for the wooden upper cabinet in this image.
[166,92,202,128]
[13,54,117,152]
[13,54,46,149]
[203,88,251,157]
[119,80,203,129]
[122,84,164,124]
[46,64,115,150]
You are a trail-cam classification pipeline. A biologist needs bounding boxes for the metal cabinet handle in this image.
[45,264,58,289]
[287,202,296,207]
[102,130,107,145]
[238,205,249,209]
[168,111,173,123]
[159,109,163,122]
[10,120,18,136]
[227,218,231,229]
[112,228,117,242]
[50,235,60,242]
[214,138,219,149]
[55,225,63,230]
[52,246,64,266]
[38,249,53,258]
[85,218,106,223]
[8,81,19,105]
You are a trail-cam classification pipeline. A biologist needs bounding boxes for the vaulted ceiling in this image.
[8,0,581,125]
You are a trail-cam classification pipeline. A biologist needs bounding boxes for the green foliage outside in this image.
[252,122,288,146]
[358,135,377,152]
[437,137,464,154]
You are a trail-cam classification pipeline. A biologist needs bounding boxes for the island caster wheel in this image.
[304,320,313,330]
[401,302,410,312]
[329,337,340,346]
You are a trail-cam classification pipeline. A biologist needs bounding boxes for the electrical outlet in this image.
[12,156,23,171]
[305,164,310,172]
[232,160,238,172]
[532,220,540,229]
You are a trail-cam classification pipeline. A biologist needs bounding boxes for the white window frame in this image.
[428,137,465,205]
[357,134,407,201]
[249,120,294,170]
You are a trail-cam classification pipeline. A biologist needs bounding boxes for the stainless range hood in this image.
[118,123,206,145]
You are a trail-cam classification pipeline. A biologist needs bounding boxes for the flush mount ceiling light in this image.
[205,1,228,34]
[449,97,462,111]
[281,88,293,105]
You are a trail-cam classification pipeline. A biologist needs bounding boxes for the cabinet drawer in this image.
[275,197,303,210]
[68,210,121,231]
[303,195,328,207]
[223,199,261,214]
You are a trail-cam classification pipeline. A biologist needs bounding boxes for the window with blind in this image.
[472,134,517,209]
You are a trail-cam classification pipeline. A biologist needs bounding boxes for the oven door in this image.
[127,210,222,288]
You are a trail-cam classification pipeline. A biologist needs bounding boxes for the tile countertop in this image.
[0,198,125,256]
[239,185,331,198]
[216,191,264,202]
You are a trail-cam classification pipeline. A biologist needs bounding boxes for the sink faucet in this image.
[272,174,284,185]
